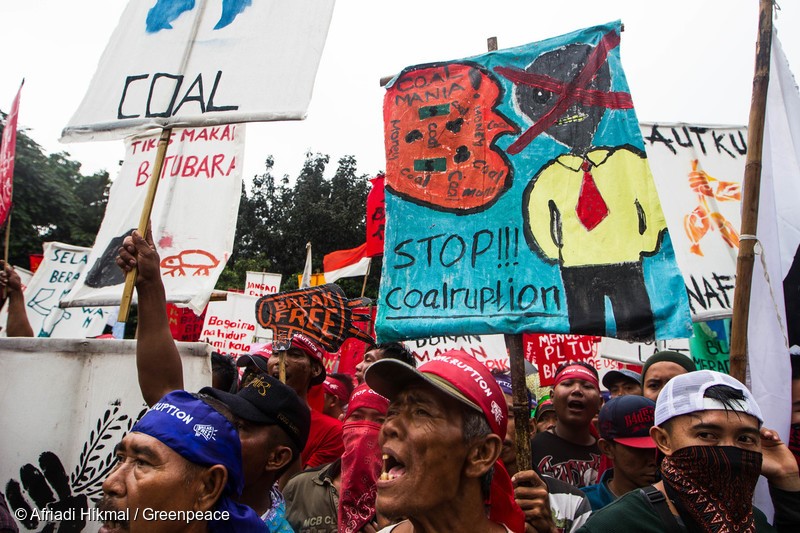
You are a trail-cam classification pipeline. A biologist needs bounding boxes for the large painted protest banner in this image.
[61,125,244,313]
[0,338,210,532]
[0,243,114,339]
[61,0,336,142]
[378,21,691,343]
[641,123,746,321]
[200,292,259,356]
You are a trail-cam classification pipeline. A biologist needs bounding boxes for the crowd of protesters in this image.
[1,232,800,533]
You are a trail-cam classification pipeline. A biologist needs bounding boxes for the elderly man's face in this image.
[377,385,469,519]
[99,432,209,533]
[653,410,761,456]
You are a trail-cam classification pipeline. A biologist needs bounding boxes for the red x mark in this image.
[496,30,633,155]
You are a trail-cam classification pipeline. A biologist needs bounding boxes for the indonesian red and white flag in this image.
[0,80,23,226]
[323,243,369,283]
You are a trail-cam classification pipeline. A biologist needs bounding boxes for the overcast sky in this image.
[2,1,799,183]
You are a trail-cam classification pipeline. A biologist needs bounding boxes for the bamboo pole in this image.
[360,257,372,298]
[729,0,773,384]
[488,34,533,470]
[118,127,173,322]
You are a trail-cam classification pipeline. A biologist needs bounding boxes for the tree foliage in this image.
[0,118,110,267]
[222,152,381,299]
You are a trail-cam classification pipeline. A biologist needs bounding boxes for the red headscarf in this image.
[338,385,389,533]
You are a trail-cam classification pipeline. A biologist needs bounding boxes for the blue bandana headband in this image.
[132,390,264,532]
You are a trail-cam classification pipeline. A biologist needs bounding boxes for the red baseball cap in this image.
[345,383,390,419]
[323,376,351,405]
[365,349,507,438]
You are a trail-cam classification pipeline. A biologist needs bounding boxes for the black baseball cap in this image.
[201,374,311,451]
[598,395,657,448]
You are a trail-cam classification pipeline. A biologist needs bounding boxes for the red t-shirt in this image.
[301,410,344,468]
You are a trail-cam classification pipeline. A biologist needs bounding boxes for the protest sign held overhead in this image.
[61,124,244,313]
[642,123,746,321]
[378,21,691,343]
[408,334,510,372]
[61,0,336,142]
[256,284,374,353]
[0,242,114,339]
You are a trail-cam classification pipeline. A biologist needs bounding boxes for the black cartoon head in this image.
[516,43,611,154]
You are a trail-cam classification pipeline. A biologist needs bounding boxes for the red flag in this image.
[366,174,385,257]
[0,80,23,227]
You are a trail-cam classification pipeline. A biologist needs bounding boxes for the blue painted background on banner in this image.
[377,21,692,343]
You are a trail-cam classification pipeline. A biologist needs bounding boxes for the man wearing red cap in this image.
[366,349,525,533]
[265,334,345,469]
[322,374,355,420]
[531,362,602,488]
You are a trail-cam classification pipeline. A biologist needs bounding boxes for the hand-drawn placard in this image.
[256,284,374,353]
[200,292,259,356]
[641,123,746,321]
[0,243,114,339]
[407,334,510,373]
[378,21,691,344]
[244,271,282,298]
[61,124,244,313]
[61,0,336,142]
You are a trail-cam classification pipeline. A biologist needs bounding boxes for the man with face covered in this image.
[577,370,800,532]
[284,384,390,533]
[505,34,666,342]
[366,349,525,533]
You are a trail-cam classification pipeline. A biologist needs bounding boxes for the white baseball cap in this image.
[654,370,763,426]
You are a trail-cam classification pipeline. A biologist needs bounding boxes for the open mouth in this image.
[567,400,585,410]
[100,520,128,533]
[379,451,407,482]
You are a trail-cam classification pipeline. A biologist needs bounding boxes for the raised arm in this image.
[0,263,34,337]
[116,229,183,405]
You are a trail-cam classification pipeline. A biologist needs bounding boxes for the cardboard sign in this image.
[167,303,206,342]
[0,243,114,339]
[200,292,259,356]
[256,284,373,353]
[377,21,691,344]
[244,271,282,298]
[61,0,336,142]
[524,333,600,386]
[407,334,509,373]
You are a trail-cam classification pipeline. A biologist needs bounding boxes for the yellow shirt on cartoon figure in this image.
[525,147,666,267]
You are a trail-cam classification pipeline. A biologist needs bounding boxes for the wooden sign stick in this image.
[2,212,11,300]
[118,127,173,322]
[486,34,533,471]
[729,0,773,383]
